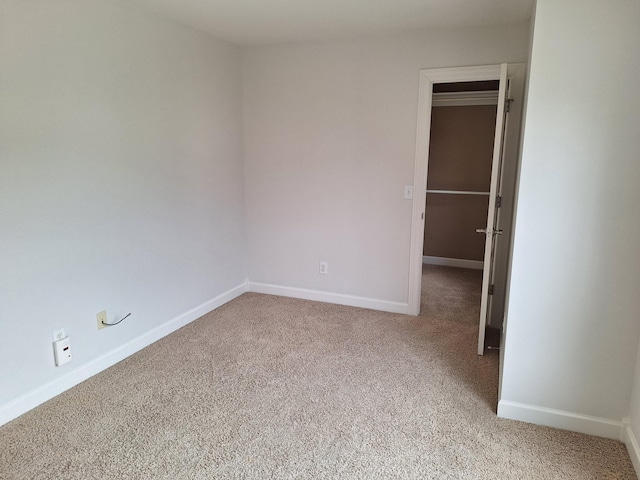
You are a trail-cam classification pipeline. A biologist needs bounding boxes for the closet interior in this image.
[423,81,499,270]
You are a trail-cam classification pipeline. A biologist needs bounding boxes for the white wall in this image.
[500,0,640,437]
[0,0,246,420]
[242,24,529,310]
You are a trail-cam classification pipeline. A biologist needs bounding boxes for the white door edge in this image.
[477,63,509,355]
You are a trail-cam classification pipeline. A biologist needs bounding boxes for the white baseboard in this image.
[0,282,247,427]
[247,282,409,315]
[423,255,483,270]
[497,400,623,440]
[622,420,640,477]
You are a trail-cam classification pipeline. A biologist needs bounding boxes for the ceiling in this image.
[126,0,535,46]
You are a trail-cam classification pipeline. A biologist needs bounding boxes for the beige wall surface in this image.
[0,0,246,408]
[424,105,496,259]
[243,25,529,304]
[427,105,497,191]
[424,194,489,260]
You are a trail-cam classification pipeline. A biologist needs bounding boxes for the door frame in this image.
[408,64,504,316]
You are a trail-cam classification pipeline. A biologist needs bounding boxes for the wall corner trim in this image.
[247,282,409,315]
[0,282,247,427]
[497,400,623,440]
[622,419,640,477]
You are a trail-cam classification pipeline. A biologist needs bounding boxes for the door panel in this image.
[489,64,526,332]
[477,63,508,356]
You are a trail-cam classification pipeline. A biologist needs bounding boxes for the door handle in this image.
[475,228,503,235]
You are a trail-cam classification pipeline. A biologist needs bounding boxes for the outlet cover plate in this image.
[97,310,107,330]
[319,262,328,275]
[52,328,66,342]
[53,337,72,366]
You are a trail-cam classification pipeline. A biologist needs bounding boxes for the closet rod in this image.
[426,189,490,196]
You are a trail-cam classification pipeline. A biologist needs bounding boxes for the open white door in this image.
[476,63,509,355]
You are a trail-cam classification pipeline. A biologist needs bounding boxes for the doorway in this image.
[422,80,500,350]
[408,64,525,375]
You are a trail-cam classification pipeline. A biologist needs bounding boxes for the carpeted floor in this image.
[0,265,636,479]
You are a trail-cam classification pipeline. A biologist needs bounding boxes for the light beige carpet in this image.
[0,265,635,479]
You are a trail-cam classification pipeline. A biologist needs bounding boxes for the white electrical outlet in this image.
[319,261,328,275]
[97,310,107,330]
[53,337,72,366]
[52,328,66,342]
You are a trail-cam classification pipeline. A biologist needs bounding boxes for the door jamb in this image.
[408,65,503,316]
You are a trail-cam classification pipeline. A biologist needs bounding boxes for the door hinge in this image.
[488,284,495,295]
[496,195,502,208]
[505,98,514,113]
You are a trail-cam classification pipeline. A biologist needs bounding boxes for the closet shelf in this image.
[426,189,490,196]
